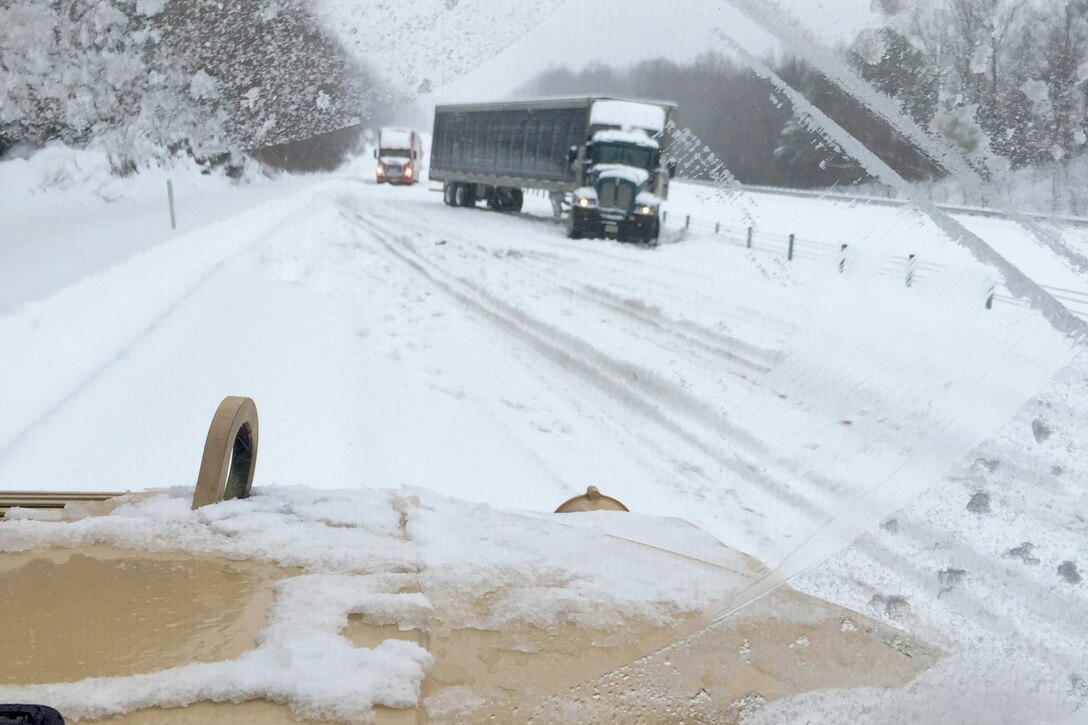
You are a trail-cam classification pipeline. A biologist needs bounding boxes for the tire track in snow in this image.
[342,204,834,525]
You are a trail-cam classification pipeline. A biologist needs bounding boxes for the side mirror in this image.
[0,705,65,724]
[567,146,577,164]
[667,160,677,176]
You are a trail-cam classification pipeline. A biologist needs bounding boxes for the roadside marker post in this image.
[167,179,176,230]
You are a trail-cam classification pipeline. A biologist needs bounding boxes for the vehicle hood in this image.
[593,164,650,186]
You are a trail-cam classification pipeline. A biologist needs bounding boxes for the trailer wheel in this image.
[509,188,523,212]
[455,184,475,207]
[443,183,455,206]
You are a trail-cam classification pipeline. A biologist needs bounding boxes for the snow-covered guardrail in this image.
[658,211,1088,321]
[679,178,1088,228]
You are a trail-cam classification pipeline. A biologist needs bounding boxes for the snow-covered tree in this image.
[0,0,385,169]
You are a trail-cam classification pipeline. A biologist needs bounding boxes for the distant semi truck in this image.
[429,97,676,244]
[374,127,423,185]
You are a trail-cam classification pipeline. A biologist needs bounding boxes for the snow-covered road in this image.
[0,175,1072,561]
[3,168,1086,721]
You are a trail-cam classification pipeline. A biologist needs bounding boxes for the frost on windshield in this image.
[2,1,1088,724]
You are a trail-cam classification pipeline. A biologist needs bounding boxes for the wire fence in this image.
[660,210,1088,321]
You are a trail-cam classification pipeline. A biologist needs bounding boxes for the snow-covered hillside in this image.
[1,148,1086,721]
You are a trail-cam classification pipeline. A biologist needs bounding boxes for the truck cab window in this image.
[595,143,653,170]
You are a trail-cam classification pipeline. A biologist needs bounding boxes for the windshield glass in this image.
[595,143,654,170]
[2,2,1086,724]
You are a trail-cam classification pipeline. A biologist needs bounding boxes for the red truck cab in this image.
[374,127,423,185]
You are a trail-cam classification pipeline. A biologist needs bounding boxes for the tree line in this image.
[517,0,1088,189]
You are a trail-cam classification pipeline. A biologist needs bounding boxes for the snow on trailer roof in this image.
[589,100,668,134]
[379,128,414,148]
[434,96,676,117]
[592,129,660,148]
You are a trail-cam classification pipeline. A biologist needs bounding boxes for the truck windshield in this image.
[594,143,654,170]
[380,148,411,158]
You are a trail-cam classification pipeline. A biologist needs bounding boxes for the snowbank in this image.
[0,143,243,207]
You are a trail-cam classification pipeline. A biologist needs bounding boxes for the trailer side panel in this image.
[432,105,589,184]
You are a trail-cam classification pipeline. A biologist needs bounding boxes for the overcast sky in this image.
[424,1,881,107]
[320,0,887,126]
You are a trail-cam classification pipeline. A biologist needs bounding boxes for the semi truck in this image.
[429,97,677,244]
[374,127,423,185]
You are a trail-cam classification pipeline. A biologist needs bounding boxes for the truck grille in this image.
[599,180,633,211]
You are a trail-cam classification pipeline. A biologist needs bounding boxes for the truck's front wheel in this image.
[645,218,660,246]
[566,212,583,239]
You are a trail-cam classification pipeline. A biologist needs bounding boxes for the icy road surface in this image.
[2,171,1086,721]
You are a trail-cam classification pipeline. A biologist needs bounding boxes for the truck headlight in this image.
[578,197,590,207]
[639,205,655,215]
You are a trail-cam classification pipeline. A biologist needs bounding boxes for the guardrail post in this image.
[839,243,847,273]
[685,215,690,229]
[746,227,752,248]
[715,222,720,234]
[662,211,668,224]
[906,254,916,287]
[787,233,794,261]
[167,179,176,230]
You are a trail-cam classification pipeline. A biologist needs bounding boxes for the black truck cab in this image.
[568,131,669,244]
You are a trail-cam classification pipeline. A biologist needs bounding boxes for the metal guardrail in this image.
[659,212,1088,320]
[678,178,1088,228]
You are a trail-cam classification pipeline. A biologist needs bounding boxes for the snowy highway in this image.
[3,168,1088,720]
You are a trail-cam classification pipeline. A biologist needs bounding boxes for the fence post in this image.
[839,243,847,273]
[715,222,720,234]
[685,215,690,229]
[905,254,916,287]
[746,227,752,248]
[662,211,667,224]
[167,179,176,230]
[787,233,794,261]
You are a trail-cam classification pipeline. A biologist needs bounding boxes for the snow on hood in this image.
[0,486,759,721]
[635,191,662,207]
[594,164,651,186]
[592,129,660,148]
[590,100,667,134]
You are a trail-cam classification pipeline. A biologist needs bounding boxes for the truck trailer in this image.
[429,97,676,244]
